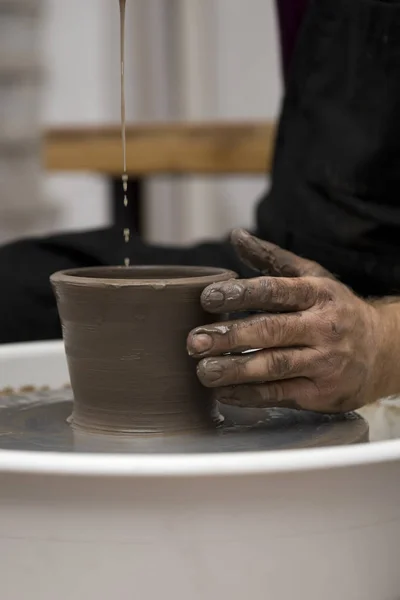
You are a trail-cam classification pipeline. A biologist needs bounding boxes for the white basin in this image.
[0,341,400,600]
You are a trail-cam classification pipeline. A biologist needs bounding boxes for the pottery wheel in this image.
[0,388,368,453]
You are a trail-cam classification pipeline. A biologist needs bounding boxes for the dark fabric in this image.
[257,0,400,297]
[276,0,310,80]
[2,0,400,343]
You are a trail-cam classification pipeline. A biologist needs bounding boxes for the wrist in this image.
[369,299,400,401]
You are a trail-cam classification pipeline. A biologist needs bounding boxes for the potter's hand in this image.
[187,229,385,413]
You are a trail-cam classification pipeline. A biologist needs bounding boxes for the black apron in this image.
[258,0,400,297]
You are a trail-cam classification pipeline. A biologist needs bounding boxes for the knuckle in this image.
[258,315,280,344]
[277,260,299,277]
[328,318,342,338]
[267,278,286,304]
[259,313,305,347]
[288,277,317,308]
[226,325,241,350]
[255,277,272,305]
[271,381,290,403]
[277,279,293,305]
[314,307,344,342]
[265,277,319,310]
[316,278,337,304]
[228,320,255,352]
[232,355,249,382]
[300,278,317,306]
[312,314,333,340]
[268,351,292,378]
[316,350,342,377]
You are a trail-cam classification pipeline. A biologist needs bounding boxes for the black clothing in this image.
[258,0,400,298]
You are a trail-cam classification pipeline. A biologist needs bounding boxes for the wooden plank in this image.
[44,121,275,175]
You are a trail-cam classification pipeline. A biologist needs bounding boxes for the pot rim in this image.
[50,265,237,288]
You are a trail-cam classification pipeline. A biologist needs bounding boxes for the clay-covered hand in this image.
[187,229,384,413]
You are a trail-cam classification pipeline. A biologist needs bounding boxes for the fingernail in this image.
[197,359,223,384]
[202,288,225,308]
[188,333,213,355]
[223,282,244,303]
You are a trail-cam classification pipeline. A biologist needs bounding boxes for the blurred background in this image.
[0,0,282,246]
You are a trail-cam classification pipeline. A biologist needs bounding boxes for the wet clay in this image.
[0,388,370,453]
[50,266,237,435]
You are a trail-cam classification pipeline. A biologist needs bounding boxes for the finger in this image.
[187,312,312,358]
[213,379,321,411]
[231,228,333,278]
[201,276,320,314]
[197,347,319,388]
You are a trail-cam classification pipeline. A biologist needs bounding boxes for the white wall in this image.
[215,0,281,235]
[41,0,116,234]
[6,0,282,243]
[145,0,282,244]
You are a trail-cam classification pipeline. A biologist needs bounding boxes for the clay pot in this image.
[50,265,236,435]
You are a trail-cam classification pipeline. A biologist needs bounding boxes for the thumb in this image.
[231,228,333,278]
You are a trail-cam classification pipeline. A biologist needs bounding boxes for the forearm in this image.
[370,298,400,401]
